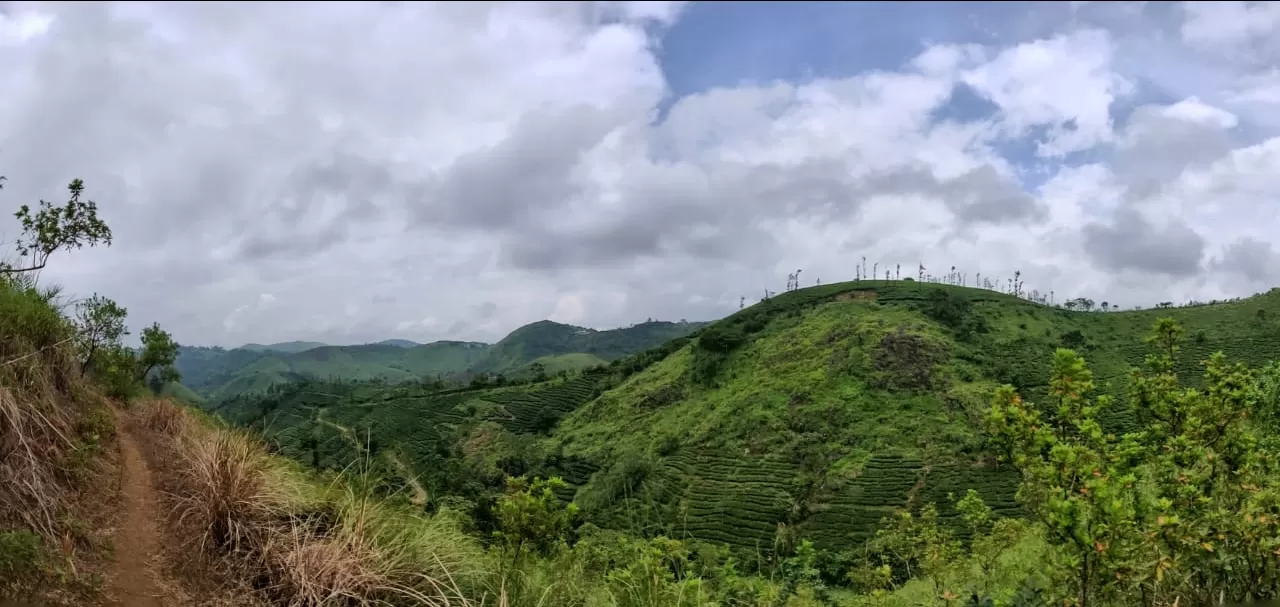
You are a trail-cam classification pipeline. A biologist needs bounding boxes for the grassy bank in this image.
[0,274,122,603]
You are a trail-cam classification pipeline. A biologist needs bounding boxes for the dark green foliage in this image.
[0,529,44,581]
[137,322,180,386]
[870,327,948,391]
[1059,329,1086,349]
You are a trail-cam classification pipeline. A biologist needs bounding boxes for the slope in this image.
[207,279,1280,562]
[551,280,1280,552]
[238,340,330,353]
[469,320,709,372]
[180,319,706,401]
[178,341,490,400]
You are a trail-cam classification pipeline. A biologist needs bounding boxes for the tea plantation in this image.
[208,278,1280,560]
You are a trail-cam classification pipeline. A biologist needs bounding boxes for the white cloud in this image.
[961,28,1132,157]
[0,1,1277,347]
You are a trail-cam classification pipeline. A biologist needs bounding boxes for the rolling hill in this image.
[239,340,331,353]
[204,278,1280,566]
[177,319,706,401]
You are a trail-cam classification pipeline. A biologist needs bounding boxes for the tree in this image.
[136,323,180,388]
[988,319,1280,606]
[985,348,1146,607]
[0,178,112,274]
[73,294,129,374]
[493,476,579,568]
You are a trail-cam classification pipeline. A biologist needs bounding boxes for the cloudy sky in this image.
[1,1,1278,348]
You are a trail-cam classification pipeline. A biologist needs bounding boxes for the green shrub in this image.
[0,529,45,581]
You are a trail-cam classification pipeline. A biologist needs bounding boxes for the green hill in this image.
[206,279,1280,564]
[239,340,330,353]
[469,319,708,372]
[179,319,705,401]
[372,338,420,348]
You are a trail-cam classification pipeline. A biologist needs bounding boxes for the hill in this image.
[372,338,420,348]
[238,340,330,353]
[468,319,709,372]
[178,319,706,401]
[207,279,1280,564]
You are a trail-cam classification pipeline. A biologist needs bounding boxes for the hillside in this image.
[239,340,330,353]
[178,319,706,401]
[210,279,1280,564]
[468,319,708,372]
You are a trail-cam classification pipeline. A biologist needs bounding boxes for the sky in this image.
[1,1,1278,348]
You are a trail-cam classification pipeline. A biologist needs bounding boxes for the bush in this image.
[0,529,45,581]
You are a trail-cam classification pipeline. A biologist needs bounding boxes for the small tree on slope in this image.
[986,319,1280,606]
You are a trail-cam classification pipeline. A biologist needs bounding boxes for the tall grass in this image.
[0,274,92,539]
[133,398,486,606]
[0,273,118,596]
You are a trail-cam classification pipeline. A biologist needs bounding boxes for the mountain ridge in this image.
[177,318,708,401]
[206,279,1280,568]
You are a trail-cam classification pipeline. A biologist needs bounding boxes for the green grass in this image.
[210,279,1280,565]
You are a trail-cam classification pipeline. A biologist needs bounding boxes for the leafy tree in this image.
[987,319,1280,606]
[985,348,1146,606]
[136,323,180,389]
[95,344,141,400]
[493,476,579,567]
[0,178,112,274]
[73,293,128,374]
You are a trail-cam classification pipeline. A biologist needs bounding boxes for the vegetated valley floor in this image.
[202,280,1280,560]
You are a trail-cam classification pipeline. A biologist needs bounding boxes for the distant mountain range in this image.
[238,338,424,352]
[173,319,707,402]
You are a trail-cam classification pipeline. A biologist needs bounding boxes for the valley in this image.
[173,319,706,401]
[203,278,1280,589]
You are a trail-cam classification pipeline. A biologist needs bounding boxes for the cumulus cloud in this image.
[0,1,1277,347]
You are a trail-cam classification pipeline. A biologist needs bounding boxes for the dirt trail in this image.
[105,425,175,607]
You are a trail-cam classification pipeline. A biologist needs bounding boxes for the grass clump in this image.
[134,398,482,606]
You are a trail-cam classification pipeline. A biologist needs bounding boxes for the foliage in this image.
[0,529,45,582]
[137,322,181,389]
[73,293,128,374]
[493,476,580,566]
[0,177,112,275]
[986,317,1280,606]
[204,279,1280,606]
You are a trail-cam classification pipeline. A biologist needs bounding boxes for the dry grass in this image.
[133,398,483,607]
[0,344,83,539]
[0,274,121,601]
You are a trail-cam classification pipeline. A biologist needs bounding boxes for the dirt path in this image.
[388,451,429,507]
[105,425,174,607]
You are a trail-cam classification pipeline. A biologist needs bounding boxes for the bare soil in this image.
[103,425,175,607]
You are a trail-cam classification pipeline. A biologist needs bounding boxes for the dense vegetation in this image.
[175,319,704,401]
[209,276,1280,605]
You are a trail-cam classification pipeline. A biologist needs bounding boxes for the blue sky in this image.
[3,1,1280,346]
[653,2,1193,187]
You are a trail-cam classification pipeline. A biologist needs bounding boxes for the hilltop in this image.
[176,319,707,401]
[238,340,331,353]
[210,278,1280,566]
